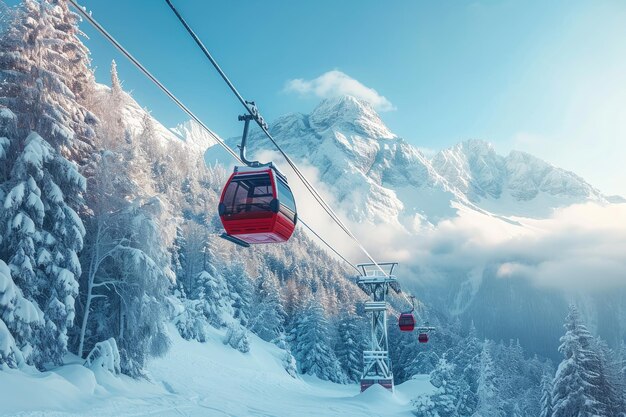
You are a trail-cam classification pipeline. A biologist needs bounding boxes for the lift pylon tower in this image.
[356,262,401,392]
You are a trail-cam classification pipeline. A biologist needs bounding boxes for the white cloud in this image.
[284,70,396,112]
[255,149,626,294]
[408,203,626,293]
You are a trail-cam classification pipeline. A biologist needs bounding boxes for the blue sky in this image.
[17,0,626,195]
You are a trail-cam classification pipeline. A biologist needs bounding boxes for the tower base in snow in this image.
[360,378,394,392]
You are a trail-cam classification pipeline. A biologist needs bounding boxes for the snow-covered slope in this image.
[0,324,433,417]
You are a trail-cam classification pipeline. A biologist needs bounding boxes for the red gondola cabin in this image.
[418,333,429,343]
[218,167,297,247]
[398,312,416,332]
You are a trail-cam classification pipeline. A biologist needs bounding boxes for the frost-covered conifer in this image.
[1,131,85,366]
[473,340,503,417]
[0,1,97,367]
[0,106,14,183]
[194,268,231,327]
[413,356,461,417]
[539,373,553,417]
[461,322,481,395]
[0,259,43,368]
[223,261,253,327]
[171,225,187,283]
[223,322,250,353]
[334,311,366,382]
[289,296,345,383]
[114,199,173,376]
[551,305,603,417]
[618,341,626,411]
[110,60,123,105]
[595,338,624,416]
[493,339,534,416]
[250,268,286,342]
[173,290,210,343]
[0,0,96,162]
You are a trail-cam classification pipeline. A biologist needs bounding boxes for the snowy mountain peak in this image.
[457,139,497,155]
[205,96,610,223]
[431,139,606,214]
[309,95,396,139]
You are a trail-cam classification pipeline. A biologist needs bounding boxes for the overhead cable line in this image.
[298,219,361,274]
[163,0,396,282]
[70,0,414,308]
[67,0,361,274]
[164,0,360,240]
[67,0,241,164]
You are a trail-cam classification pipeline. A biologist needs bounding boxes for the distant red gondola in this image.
[399,295,417,332]
[398,312,416,332]
[418,333,429,343]
[218,166,297,247]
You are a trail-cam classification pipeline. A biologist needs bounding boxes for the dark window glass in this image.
[276,178,296,221]
[222,173,274,216]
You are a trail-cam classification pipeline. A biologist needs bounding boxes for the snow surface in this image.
[0,324,434,417]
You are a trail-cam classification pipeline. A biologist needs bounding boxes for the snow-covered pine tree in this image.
[334,310,366,382]
[0,259,44,368]
[91,60,125,146]
[551,305,603,417]
[193,267,231,328]
[250,267,286,342]
[223,321,250,353]
[0,106,14,183]
[493,339,535,416]
[427,320,480,416]
[460,322,481,395]
[170,225,187,285]
[110,60,123,110]
[189,239,231,328]
[0,0,96,367]
[126,111,156,194]
[619,341,626,413]
[223,261,253,327]
[172,288,210,343]
[0,1,13,31]
[282,278,300,319]
[595,338,624,416]
[525,356,553,416]
[413,356,461,417]
[473,340,503,417]
[1,130,85,366]
[539,373,553,417]
[0,0,96,163]
[75,134,140,356]
[77,166,174,376]
[113,198,173,377]
[289,296,345,383]
[177,222,210,295]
